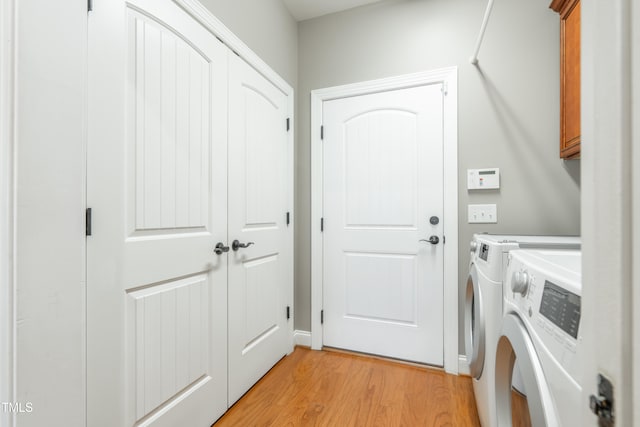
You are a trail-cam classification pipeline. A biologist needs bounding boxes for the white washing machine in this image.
[465,235,580,427]
[495,249,582,426]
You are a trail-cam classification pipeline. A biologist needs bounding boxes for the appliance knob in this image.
[512,271,530,295]
[470,241,478,252]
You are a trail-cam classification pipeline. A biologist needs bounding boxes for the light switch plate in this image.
[468,204,498,223]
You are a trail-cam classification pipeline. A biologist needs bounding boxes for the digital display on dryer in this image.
[539,281,581,338]
[479,243,489,261]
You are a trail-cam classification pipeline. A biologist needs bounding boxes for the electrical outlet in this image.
[468,204,497,223]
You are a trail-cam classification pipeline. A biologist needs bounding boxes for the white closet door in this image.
[87,0,228,425]
[227,53,291,405]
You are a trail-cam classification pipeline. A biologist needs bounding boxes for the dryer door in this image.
[495,313,559,427]
[464,264,485,379]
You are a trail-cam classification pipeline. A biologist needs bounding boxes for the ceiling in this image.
[282,0,386,21]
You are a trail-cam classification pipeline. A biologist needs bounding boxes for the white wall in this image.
[13,0,87,425]
[295,0,581,344]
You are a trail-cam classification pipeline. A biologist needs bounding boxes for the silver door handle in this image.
[420,236,440,245]
[214,242,230,255]
[232,240,254,251]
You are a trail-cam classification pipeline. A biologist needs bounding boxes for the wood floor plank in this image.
[213,347,481,427]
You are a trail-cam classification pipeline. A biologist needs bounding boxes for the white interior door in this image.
[322,84,444,365]
[227,53,291,404]
[87,1,228,425]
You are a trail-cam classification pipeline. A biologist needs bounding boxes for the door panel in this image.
[127,275,209,420]
[323,85,444,366]
[344,111,418,228]
[344,252,417,324]
[128,11,211,231]
[88,0,228,425]
[227,54,290,405]
[243,86,282,225]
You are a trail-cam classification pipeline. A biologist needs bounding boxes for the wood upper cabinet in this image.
[550,0,580,159]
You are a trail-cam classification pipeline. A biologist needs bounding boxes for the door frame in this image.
[0,0,16,423]
[310,68,459,374]
[581,0,637,423]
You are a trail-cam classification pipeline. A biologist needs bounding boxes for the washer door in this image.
[464,264,485,379]
[495,313,559,427]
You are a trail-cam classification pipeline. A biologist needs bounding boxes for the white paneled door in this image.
[322,84,445,365]
[88,0,228,425]
[227,53,291,405]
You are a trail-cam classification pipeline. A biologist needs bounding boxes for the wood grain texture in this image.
[552,0,581,159]
[213,347,480,426]
[561,0,580,156]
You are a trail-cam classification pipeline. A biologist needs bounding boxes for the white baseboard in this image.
[293,330,311,347]
[458,354,470,376]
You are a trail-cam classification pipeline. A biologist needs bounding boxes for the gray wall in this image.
[199,0,298,88]
[295,0,581,350]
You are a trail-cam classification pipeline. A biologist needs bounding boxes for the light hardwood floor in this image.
[213,347,481,426]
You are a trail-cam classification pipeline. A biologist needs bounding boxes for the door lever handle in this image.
[420,236,440,245]
[214,242,230,255]
[232,240,255,251]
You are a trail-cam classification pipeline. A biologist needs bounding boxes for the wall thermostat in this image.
[467,168,500,190]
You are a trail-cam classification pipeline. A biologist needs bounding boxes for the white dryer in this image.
[465,235,580,427]
[495,249,582,426]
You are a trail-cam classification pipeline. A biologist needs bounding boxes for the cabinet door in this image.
[559,0,581,158]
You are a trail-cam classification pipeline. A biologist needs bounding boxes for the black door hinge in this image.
[443,235,446,244]
[286,118,290,131]
[86,208,92,236]
[286,306,291,320]
[286,212,290,226]
[320,310,324,324]
[88,0,93,12]
[321,126,324,140]
[321,217,324,232]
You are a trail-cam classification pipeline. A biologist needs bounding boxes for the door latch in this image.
[214,242,230,255]
[232,240,254,251]
[589,374,614,426]
[419,236,440,245]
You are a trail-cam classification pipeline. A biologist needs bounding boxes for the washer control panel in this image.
[505,250,582,380]
[539,280,581,339]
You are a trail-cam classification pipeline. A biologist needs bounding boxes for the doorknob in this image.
[232,240,255,251]
[214,242,230,255]
[420,236,440,245]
